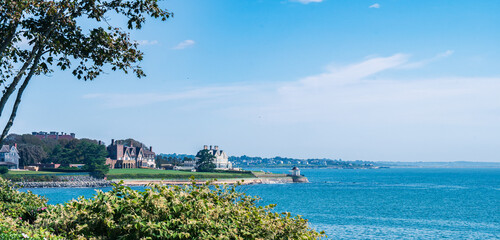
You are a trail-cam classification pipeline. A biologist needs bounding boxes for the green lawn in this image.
[6,171,75,175]
[107,169,256,180]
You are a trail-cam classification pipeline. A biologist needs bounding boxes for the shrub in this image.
[0,178,48,222]
[36,181,325,239]
[0,166,8,175]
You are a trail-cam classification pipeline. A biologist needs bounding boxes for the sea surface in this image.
[21,168,500,239]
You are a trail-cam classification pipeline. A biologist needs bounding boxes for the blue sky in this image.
[7,0,500,161]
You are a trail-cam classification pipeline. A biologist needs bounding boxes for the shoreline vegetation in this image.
[0,177,324,239]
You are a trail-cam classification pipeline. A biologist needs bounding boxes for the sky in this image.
[6,0,500,162]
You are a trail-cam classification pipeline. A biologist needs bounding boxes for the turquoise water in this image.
[22,168,500,239]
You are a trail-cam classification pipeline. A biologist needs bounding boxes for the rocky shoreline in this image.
[17,175,113,188]
[17,176,307,188]
[19,180,113,188]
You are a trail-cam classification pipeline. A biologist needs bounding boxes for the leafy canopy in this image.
[196,149,217,172]
[0,0,171,143]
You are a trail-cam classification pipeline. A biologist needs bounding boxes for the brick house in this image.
[106,139,156,169]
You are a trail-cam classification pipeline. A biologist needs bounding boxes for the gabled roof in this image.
[0,145,11,153]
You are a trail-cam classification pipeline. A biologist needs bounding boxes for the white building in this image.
[0,144,20,169]
[291,166,301,176]
[196,145,233,170]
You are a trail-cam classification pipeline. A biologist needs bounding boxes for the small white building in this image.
[0,144,20,169]
[291,166,301,176]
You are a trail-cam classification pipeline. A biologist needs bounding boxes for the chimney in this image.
[210,145,213,150]
[215,145,219,150]
[111,139,115,145]
[150,146,152,151]
[98,140,102,145]
[203,145,208,150]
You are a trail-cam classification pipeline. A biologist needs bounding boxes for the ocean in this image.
[21,168,500,239]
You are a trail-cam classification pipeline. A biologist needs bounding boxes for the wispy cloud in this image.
[137,40,159,46]
[230,52,499,127]
[172,40,195,50]
[369,3,380,8]
[400,50,454,69]
[290,0,323,4]
[282,53,409,91]
[83,86,252,108]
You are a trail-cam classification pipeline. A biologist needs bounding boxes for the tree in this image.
[0,0,172,143]
[195,149,216,172]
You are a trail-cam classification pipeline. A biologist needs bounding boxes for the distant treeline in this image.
[229,155,376,168]
[4,134,106,168]
[157,153,377,168]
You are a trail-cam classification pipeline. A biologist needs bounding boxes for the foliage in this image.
[195,149,216,172]
[4,134,108,169]
[35,181,325,239]
[0,178,62,239]
[0,177,324,239]
[0,166,8,174]
[113,138,148,149]
[0,178,47,221]
[0,0,172,142]
[156,155,192,168]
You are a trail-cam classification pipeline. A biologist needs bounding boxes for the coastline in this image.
[117,177,295,186]
[17,176,306,188]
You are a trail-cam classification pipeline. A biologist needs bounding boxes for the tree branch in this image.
[0,20,19,60]
[0,43,39,118]
[0,48,43,143]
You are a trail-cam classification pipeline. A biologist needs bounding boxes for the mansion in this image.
[195,145,233,170]
[106,139,156,169]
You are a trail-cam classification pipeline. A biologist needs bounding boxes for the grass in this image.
[107,169,256,180]
[6,170,75,175]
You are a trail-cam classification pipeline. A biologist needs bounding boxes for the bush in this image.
[0,166,8,175]
[36,181,325,239]
[0,177,325,239]
[0,178,48,223]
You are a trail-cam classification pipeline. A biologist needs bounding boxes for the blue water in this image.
[21,168,500,239]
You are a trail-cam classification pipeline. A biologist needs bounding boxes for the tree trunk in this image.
[0,43,39,118]
[0,49,42,143]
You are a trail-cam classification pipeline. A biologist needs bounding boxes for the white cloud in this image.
[83,86,251,108]
[172,39,195,50]
[291,0,323,4]
[282,53,409,91]
[400,50,454,69]
[369,3,380,8]
[137,40,159,45]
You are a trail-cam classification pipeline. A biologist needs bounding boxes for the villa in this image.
[106,139,156,169]
[0,144,20,169]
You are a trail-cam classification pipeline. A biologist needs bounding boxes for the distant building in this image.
[291,166,300,176]
[175,159,197,171]
[32,131,75,140]
[195,145,233,170]
[0,144,19,169]
[106,139,156,169]
[36,163,61,169]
